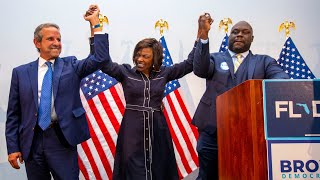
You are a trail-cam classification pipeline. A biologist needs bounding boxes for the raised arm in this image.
[85,4,101,55]
[166,41,198,81]
[193,13,215,78]
[74,4,111,78]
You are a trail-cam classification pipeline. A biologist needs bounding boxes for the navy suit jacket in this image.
[192,41,289,134]
[6,34,110,160]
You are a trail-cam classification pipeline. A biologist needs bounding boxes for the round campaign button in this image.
[220,62,229,70]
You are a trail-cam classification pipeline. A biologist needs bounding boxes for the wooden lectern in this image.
[216,80,267,180]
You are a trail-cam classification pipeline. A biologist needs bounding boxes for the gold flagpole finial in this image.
[155,19,169,36]
[98,13,109,29]
[279,21,296,38]
[219,18,233,34]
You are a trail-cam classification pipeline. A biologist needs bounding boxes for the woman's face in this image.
[134,47,153,76]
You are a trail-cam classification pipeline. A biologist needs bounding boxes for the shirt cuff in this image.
[200,38,209,44]
[94,32,104,35]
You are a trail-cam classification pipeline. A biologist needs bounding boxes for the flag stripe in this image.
[98,92,120,133]
[80,142,103,180]
[81,90,117,156]
[86,116,113,179]
[78,145,96,179]
[91,93,118,145]
[110,85,126,114]
[174,148,184,178]
[174,90,199,139]
[163,97,191,177]
[169,91,198,163]
[172,140,187,178]
[165,93,198,167]
[88,98,116,157]
[163,107,193,174]
[78,156,89,180]
[87,139,109,179]
[103,89,124,125]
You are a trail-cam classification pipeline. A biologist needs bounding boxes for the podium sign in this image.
[267,140,320,180]
[263,80,320,140]
[263,80,320,180]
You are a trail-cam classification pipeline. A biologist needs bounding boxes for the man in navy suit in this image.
[5,5,109,180]
[192,14,289,180]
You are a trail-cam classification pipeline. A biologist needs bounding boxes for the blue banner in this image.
[263,79,320,140]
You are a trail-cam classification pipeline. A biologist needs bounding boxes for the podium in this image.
[216,79,320,180]
[216,80,267,180]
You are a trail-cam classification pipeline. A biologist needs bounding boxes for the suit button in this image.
[35,113,37,117]
[32,127,35,131]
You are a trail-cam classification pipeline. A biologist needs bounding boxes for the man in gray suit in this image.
[192,14,289,180]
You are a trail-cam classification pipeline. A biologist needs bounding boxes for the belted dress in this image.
[100,42,196,180]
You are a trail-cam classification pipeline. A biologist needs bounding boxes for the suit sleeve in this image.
[265,56,290,79]
[193,40,215,78]
[89,37,94,55]
[89,35,127,82]
[74,33,111,78]
[6,68,21,154]
[166,41,197,81]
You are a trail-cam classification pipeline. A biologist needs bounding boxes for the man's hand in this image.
[8,152,23,169]
[84,4,102,34]
[84,4,100,24]
[197,13,214,40]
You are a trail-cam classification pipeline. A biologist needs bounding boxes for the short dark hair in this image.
[34,23,60,52]
[133,38,163,71]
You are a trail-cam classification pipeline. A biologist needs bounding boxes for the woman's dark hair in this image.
[133,38,163,71]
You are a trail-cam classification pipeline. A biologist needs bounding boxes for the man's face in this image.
[34,27,62,60]
[228,21,254,54]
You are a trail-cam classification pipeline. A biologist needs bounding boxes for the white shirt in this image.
[38,57,58,121]
[228,49,249,65]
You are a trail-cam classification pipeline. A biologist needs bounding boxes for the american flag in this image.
[77,36,199,179]
[78,71,125,180]
[219,34,229,52]
[160,36,199,178]
[277,37,316,79]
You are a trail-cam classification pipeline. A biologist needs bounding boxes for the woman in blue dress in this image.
[106,38,197,180]
[88,18,197,180]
